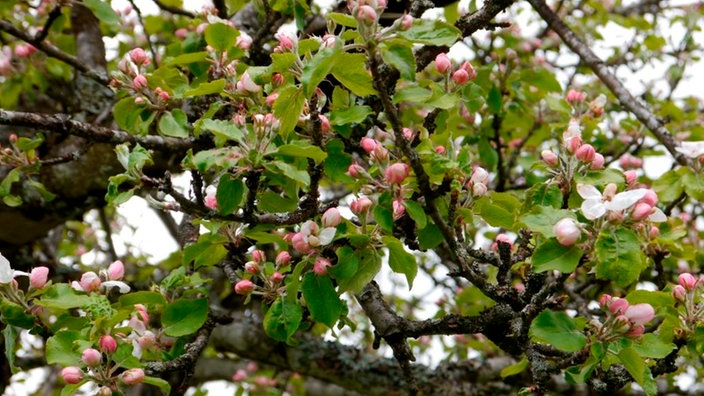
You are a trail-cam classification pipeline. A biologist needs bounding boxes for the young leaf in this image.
[263,297,303,342]
[382,236,417,289]
[301,273,343,328]
[595,228,647,287]
[532,238,583,273]
[273,86,306,137]
[158,109,189,138]
[331,53,375,97]
[529,310,586,352]
[162,298,209,337]
[216,174,245,215]
[204,23,239,52]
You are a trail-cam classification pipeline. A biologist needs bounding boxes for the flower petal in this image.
[319,227,336,246]
[101,281,131,294]
[576,184,602,200]
[607,189,647,211]
[581,200,606,220]
[0,253,12,284]
[648,208,667,222]
[676,141,704,159]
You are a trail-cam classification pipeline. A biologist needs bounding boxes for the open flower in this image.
[577,184,663,221]
[0,253,28,284]
[675,141,704,159]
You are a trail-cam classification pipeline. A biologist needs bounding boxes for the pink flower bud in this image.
[451,69,470,85]
[357,5,377,24]
[233,369,248,382]
[493,234,513,251]
[155,87,170,101]
[313,257,331,275]
[99,335,117,353]
[29,267,49,288]
[252,250,266,264]
[541,150,558,167]
[553,218,581,246]
[322,208,342,228]
[319,114,331,133]
[291,233,311,254]
[679,273,698,290]
[276,33,296,51]
[107,260,125,281]
[175,28,188,39]
[236,34,252,50]
[134,304,149,324]
[276,251,292,266]
[348,163,365,178]
[350,197,373,214]
[470,167,490,185]
[61,367,83,384]
[624,303,655,326]
[121,368,145,385]
[235,279,254,295]
[575,144,596,163]
[626,324,645,338]
[204,194,218,209]
[435,53,451,74]
[472,182,487,197]
[138,331,156,349]
[672,284,687,302]
[402,128,414,140]
[639,189,658,206]
[81,348,101,366]
[459,61,477,80]
[271,272,283,283]
[609,298,629,315]
[129,48,149,65]
[434,145,446,155]
[623,170,637,186]
[392,199,405,219]
[266,93,279,107]
[400,14,413,30]
[245,261,259,274]
[599,294,613,308]
[372,145,389,162]
[630,202,653,221]
[385,163,410,184]
[132,74,148,90]
[360,137,378,153]
[648,226,660,239]
[272,73,285,87]
[565,89,586,104]
[79,271,101,293]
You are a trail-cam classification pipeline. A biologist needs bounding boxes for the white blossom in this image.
[577,184,647,220]
[675,141,704,159]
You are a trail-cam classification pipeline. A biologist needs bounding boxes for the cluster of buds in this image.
[0,133,39,168]
[434,53,477,86]
[595,295,655,340]
[562,119,605,169]
[0,252,50,289]
[672,273,704,331]
[349,0,387,27]
[236,248,294,295]
[289,218,337,254]
[72,260,130,294]
[466,166,490,197]
[274,32,297,53]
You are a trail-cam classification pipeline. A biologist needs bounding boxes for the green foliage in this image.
[530,310,587,352]
[162,298,209,337]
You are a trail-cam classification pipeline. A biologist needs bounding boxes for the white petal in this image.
[607,189,647,211]
[71,281,84,292]
[581,200,606,220]
[648,208,667,222]
[101,281,131,294]
[676,141,704,159]
[0,253,12,283]
[319,227,336,246]
[576,184,602,200]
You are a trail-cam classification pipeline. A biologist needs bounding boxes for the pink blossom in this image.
[276,33,296,51]
[392,199,405,219]
[493,234,513,251]
[451,69,470,85]
[319,114,331,133]
[400,14,413,30]
[385,163,410,184]
[625,324,645,338]
[360,137,378,153]
[679,273,698,290]
[541,150,558,167]
[245,261,259,274]
[357,5,377,24]
[266,93,279,107]
[236,33,253,50]
[292,233,311,254]
[575,144,596,163]
[639,189,658,207]
[236,71,261,93]
[135,304,149,324]
[175,28,188,39]
[459,61,477,80]
[61,367,83,384]
[590,153,605,169]
[129,48,149,65]
[81,348,101,366]
[609,298,629,314]
[348,163,365,178]
[599,294,613,308]
[14,43,36,58]
[29,267,49,288]
[107,260,125,281]
[313,257,331,276]
[271,272,283,283]
[472,182,487,197]
[673,285,686,302]
[434,146,446,155]
[435,53,451,74]
[79,271,101,293]
[470,167,490,185]
[121,368,145,385]
[132,74,148,90]
[272,73,285,87]
[235,279,254,295]
[100,335,118,353]
[565,89,586,104]
[155,87,170,101]
[649,226,660,239]
[322,208,342,228]
[624,303,655,326]
[233,369,248,382]
[204,194,218,209]
[350,197,373,214]
[372,145,389,162]
[553,218,581,246]
[276,251,292,266]
[252,250,266,263]
[623,170,638,186]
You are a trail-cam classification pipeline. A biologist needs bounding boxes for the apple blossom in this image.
[100,335,118,353]
[472,182,487,197]
[129,48,149,65]
[673,285,687,302]
[541,150,558,167]
[590,153,605,169]
[61,367,83,384]
[322,208,342,228]
[107,260,125,281]
[435,53,451,74]
[276,251,292,266]
[452,69,470,85]
[675,141,704,159]
[271,272,283,283]
[385,163,410,184]
[233,369,248,382]
[400,14,413,30]
[29,266,49,288]
[609,298,629,315]
[360,137,378,153]
[553,218,581,246]
[204,194,218,209]
[577,184,654,220]
[350,197,373,214]
[565,89,586,104]
[235,279,254,295]
[575,144,596,163]
[81,348,101,366]
[245,261,259,274]
[132,75,148,90]
[624,303,655,326]
[252,250,266,263]
[679,273,698,290]
[236,71,261,93]
[313,257,331,275]
[121,368,146,385]
[348,163,365,178]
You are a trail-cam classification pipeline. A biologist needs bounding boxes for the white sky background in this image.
[5,0,704,394]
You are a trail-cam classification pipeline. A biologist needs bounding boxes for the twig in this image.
[151,0,196,18]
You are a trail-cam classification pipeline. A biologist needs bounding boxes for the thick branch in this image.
[527,0,689,167]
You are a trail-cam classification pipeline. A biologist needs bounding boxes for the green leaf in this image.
[682,168,704,201]
[337,249,381,293]
[2,325,18,373]
[530,310,586,352]
[0,301,35,328]
[462,83,486,112]
[330,246,359,280]
[652,169,684,202]
[263,297,303,342]
[270,161,310,186]
[565,343,604,384]
[60,383,85,396]
[625,290,674,308]
[418,221,444,250]
[143,376,172,395]
[118,291,167,307]
[200,118,244,143]
[520,206,574,237]
[301,273,343,328]
[301,47,339,97]
[328,12,357,27]
[258,190,298,212]
[524,183,562,209]
[595,228,646,287]
[324,139,353,182]
[36,284,91,310]
[183,79,226,97]
[487,85,503,113]
[83,0,120,25]
[380,41,416,81]
[398,19,460,46]
[329,105,372,125]
[0,168,21,196]
[331,53,375,97]
[276,143,327,164]
[216,175,245,215]
[46,330,81,366]
[158,109,189,138]
[532,238,583,273]
[403,200,427,229]
[273,86,306,137]
[204,23,239,52]
[162,298,209,337]
[382,236,417,289]
[455,286,496,316]
[393,85,432,104]
[632,334,675,358]
[476,192,521,230]
[182,233,228,269]
[373,205,394,233]
[500,357,529,378]
[617,347,647,385]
